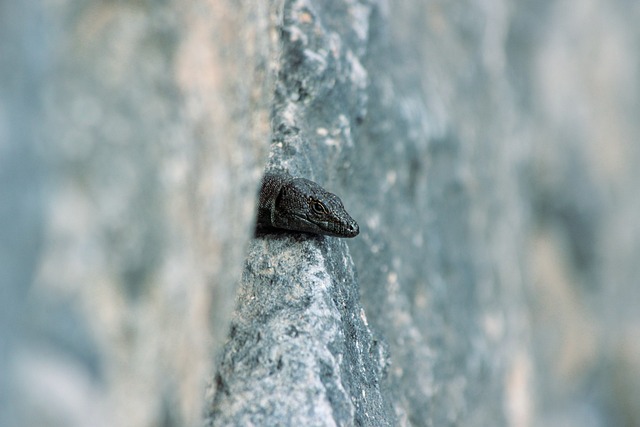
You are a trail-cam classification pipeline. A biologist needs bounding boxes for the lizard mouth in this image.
[294,214,359,237]
[292,214,326,231]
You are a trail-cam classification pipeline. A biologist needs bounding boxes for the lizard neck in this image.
[257,172,289,228]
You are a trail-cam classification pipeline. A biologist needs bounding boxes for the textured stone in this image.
[3,0,640,426]
[207,236,393,426]
[1,1,273,426]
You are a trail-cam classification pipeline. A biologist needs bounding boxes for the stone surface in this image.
[1,1,273,426]
[513,1,640,426]
[206,1,400,425]
[207,235,393,426]
[2,0,640,426]
[208,0,531,425]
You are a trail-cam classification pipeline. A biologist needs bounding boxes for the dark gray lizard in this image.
[256,172,359,238]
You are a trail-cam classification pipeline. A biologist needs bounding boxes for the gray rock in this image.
[3,0,640,426]
[210,0,528,425]
[1,1,272,426]
[207,1,398,425]
[207,235,393,426]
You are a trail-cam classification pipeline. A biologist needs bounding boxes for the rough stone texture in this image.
[208,0,531,425]
[2,0,640,426]
[207,236,393,426]
[1,1,273,426]
[206,1,400,425]
[513,1,640,426]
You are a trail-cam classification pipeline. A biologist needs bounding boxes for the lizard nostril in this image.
[351,222,359,235]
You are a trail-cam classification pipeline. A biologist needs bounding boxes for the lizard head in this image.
[273,178,360,238]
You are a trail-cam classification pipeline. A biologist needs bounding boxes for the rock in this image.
[207,235,394,426]
[3,0,640,426]
[0,1,272,426]
[209,0,529,425]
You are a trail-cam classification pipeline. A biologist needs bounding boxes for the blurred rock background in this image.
[1,0,638,426]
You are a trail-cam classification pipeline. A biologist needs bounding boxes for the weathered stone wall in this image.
[512,1,640,425]
[2,0,639,426]
[1,1,273,426]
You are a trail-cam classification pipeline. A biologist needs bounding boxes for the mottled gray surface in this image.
[0,2,46,426]
[1,1,273,426]
[206,2,398,424]
[2,0,640,426]
[207,235,393,426]
[208,0,528,425]
[512,1,640,426]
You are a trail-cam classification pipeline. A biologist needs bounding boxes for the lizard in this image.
[256,172,359,238]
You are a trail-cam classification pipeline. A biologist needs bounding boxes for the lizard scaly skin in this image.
[256,172,359,238]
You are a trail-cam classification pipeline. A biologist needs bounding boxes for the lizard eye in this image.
[312,201,327,214]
